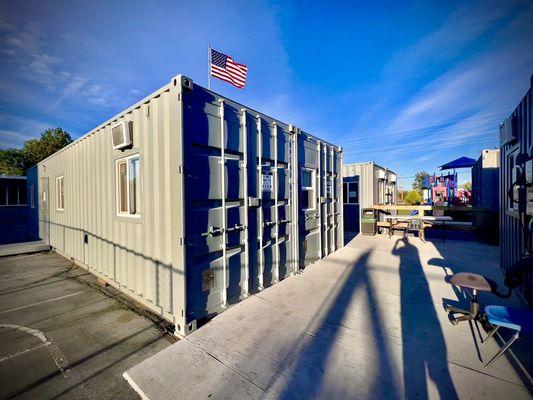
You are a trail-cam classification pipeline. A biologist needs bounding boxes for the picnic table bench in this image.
[382,215,453,242]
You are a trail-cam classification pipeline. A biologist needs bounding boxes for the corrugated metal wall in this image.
[500,76,532,307]
[472,149,499,244]
[36,75,343,335]
[472,149,499,210]
[343,163,374,208]
[342,162,397,233]
[38,81,184,325]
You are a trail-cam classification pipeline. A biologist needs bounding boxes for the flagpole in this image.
[208,44,211,90]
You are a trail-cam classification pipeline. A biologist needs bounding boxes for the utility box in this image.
[360,208,377,236]
[31,74,343,336]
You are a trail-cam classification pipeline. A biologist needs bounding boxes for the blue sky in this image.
[0,0,532,188]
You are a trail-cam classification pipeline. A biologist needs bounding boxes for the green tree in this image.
[405,190,422,205]
[22,127,72,170]
[461,181,472,191]
[412,171,429,193]
[397,189,409,205]
[0,128,72,175]
[0,148,25,175]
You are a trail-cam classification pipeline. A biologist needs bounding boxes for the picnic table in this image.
[383,215,453,242]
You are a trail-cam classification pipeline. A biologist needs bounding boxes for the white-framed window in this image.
[56,176,64,210]
[343,181,359,204]
[0,180,27,206]
[30,185,35,208]
[116,154,141,216]
[301,168,316,210]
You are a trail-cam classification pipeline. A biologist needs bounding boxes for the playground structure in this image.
[422,156,475,205]
[422,172,471,205]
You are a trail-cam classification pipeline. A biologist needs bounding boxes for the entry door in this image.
[343,178,360,233]
[39,177,49,244]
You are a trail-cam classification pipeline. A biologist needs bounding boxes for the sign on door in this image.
[262,174,273,192]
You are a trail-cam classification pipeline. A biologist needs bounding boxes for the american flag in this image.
[210,49,248,89]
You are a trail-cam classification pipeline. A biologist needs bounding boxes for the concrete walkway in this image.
[124,235,533,399]
[0,241,50,257]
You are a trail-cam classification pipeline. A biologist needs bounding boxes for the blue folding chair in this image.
[482,305,533,368]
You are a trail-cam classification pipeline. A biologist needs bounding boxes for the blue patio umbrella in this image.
[439,156,476,170]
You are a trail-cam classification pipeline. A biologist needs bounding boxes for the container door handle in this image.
[201,226,224,237]
[226,224,246,233]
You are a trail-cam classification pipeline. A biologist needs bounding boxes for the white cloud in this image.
[389,22,533,134]
[46,75,90,112]
[382,0,518,79]
[0,113,51,149]
[0,19,118,112]
[0,22,62,90]
[0,129,34,148]
[342,0,532,171]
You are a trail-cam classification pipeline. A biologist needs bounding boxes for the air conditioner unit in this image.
[500,117,516,146]
[112,121,132,150]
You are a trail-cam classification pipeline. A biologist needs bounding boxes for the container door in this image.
[334,149,343,250]
[343,176,360,233]
[298,134,320,268]
[327,146,340,254]
[274,128,294,282]
[182,88,296,323]
[318,143,331,257]
[256,118,295,288]
[39,177,49,244]
[320,145,340,255]
[182,92,248,321]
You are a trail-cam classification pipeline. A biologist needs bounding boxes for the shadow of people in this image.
[272,250,402,399]
[392,237,459,400]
